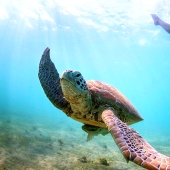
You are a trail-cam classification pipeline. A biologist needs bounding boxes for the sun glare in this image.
[0,0,169,36]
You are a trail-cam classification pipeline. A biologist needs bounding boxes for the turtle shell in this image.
[87,80,143,125]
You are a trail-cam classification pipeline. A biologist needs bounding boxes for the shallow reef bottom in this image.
[0,112,169,170]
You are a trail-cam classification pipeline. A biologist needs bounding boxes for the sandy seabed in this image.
[0,112,169,170]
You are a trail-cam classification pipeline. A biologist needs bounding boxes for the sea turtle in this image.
[38,47,170,170]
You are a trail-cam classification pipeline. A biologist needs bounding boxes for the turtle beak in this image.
[61,70,76,86]
[61,70,74,81]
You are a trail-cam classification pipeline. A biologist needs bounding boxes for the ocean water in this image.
[0,1,170,169]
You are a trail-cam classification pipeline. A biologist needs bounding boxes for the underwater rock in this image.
[58,139,64,146]
[78,156,87,163]
[99,158,109,166]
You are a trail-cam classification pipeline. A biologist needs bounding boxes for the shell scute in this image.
[87,80,143,124]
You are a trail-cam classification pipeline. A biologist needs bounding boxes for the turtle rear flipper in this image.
[102,110,170,170]
[82,124,109,141]
[38,47,70,111]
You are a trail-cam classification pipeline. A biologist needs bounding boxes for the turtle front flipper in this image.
[102,109,170,170]
[38,47,70,112]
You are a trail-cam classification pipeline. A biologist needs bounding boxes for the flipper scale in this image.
[102,109,170,170]
[38,48,70,111]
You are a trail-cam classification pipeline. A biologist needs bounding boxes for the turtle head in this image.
[60,70,90,105]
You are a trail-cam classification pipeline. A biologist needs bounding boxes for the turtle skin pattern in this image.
[102,110,170,170]
[38,48,70,112]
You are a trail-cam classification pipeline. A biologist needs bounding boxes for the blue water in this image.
[0,1,170,169]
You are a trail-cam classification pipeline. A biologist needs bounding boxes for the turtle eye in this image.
[75,73,81,77]
[73,71,81,77]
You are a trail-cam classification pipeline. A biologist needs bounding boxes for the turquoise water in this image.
[0,1,170,169]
